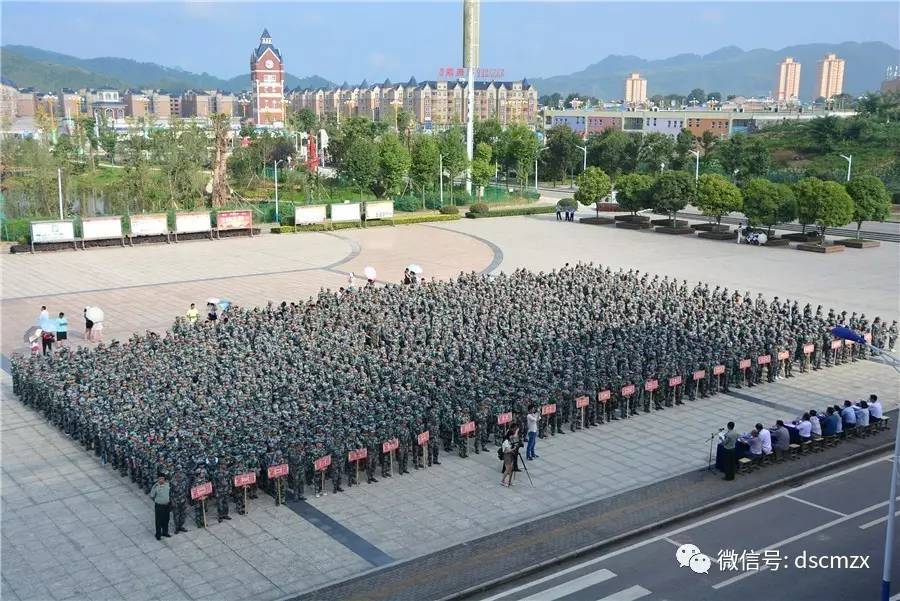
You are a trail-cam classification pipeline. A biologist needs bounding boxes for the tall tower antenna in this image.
[463,0,480,195]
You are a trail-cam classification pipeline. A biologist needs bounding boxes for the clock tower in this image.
[250,29,284,127]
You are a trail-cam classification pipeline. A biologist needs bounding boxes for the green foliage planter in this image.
[464,206,556,218]
[579,216,616,225]
[271,213,460,234]
[698,230,737,240]
[650,218,688,227]
[615,221,652,230]
[614,214,650,223]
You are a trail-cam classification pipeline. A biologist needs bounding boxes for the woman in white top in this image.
[500,432,515,487]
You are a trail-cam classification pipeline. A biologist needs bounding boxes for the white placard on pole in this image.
[81,216,124,246]
[129,213,169,239]
[174,211,213,241]
[294,205,327,225]
[30,220,76,252]
[365,201,394,220]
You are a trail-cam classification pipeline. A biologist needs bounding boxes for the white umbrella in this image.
[363,266,377,281]
[406,264,423,275]
[86,307,104,323]
[206,297,220,305]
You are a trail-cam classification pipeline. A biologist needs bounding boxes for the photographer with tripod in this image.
[500,430,516,487]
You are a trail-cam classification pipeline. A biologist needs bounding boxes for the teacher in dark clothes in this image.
[722,422,738,481]
[150,473,172,540]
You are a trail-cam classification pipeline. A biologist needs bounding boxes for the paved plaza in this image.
[1,210,898,601]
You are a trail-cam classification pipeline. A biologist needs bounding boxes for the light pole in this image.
[574,143,587,189]
[840,153,852,182]
[830,327,899,601]
[535,146,549,192]
[660,162,665,174]
[439,154,444,208]
[274,159,283,223]
[57,168,64,220]
[689,150,700,182]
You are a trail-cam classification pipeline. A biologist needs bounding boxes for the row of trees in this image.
[574,166,892,238]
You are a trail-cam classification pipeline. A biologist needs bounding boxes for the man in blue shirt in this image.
[841,400,857,433]
[55,312,68,348]
[822,407,840,436]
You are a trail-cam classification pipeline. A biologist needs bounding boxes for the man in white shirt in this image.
[854,402,870,428]
[809,410,822,437]
[868,395,883,421]
[755,423,773,455]
[526,405,539,460]
[795,414,812,439]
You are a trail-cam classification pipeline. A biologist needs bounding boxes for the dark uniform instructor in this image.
[150,473,172,540]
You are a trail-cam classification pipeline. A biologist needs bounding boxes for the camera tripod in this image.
[510,448,534,487]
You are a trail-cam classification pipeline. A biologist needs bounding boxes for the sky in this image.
[2,1,898,82]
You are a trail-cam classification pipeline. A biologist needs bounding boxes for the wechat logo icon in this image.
[675,543,712,574]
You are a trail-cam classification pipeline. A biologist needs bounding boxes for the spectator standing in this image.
[526,405,539,460]
[84,308,93,342]
[721,422,738,481]
[150,473,171,540]
[186,304,199,324]
[55,312,68,348]
[38,305,49,322]
[41,329,55,356]
[500,431,515,487]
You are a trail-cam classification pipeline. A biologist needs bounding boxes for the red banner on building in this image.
[267,463,289,479]
[644,379,659,392]
[668,376,682,387]
[497,412,513,425]
[314,456,332,471]
[382,438,400,453]
[739,359,751,369]
[233,472,257,488]
[713,365,725,376]
[216,209,252,231]
[541,403,557,416]
[598,390,611,402]
[575,395,590,408]
[348,448,368,462]
[417,431,430,446]
[190,481,213,500]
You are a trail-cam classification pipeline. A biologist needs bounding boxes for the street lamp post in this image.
[57,168,64,220]
[689,150,700,182]
[439,154,444,208]
[660,162,665,174]
[535,146,549,192]
[830,327,899,601]
[840,154,852,182]
[274,159,282,223]
[574,144,587,189]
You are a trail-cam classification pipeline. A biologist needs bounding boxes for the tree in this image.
[439,127,468,205]
[688,88,706,105]
[741,178,796,236]
[586,130,638,177]
[96,113,117,164]
[409,134,441,193]
[614,173,654,215]
[672,129,696,171]
[651,170,695,225]
[707,92,722,103]
[543,125,582,184]
[210,113,230,207]
[806,116,843,151]
[636,133,675,173]
[499,123,539,190]
[845,175,892,239]
[697,130,718,156]
[343,137,378,195]
[471,142,494,197]
[574,167,611,208]
[288,107,319,134]
[715,134,769,182]
[695,173,743,225]
[371,133,411,199]
[475,118,503,150]
[793,177,854,236]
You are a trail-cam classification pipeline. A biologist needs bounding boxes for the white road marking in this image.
[596,585,652,601]
[712,498,898,590]
[519,569,616,601]
[858,509,900,530]
[784,494,848,517]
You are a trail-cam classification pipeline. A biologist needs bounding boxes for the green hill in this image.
[0,45,333,93]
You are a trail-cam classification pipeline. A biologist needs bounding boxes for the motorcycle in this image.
[736,227,768,246]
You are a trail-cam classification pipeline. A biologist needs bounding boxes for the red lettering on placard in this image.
[267,463,289,479]
[668,376,682,387]
[757,355,771,365]
[693,370,706,381]
[575,396,590,408]
[190,481,213,500]
[803,344,815,354]
[459,421,476,435]
[314,456,332,471]
[497,412,512,425]
[541,404,557,416]
[382,438,400,453]
[417,431,430,446]
[621,384,635,397]
[598,390,611,402]
[778,350,790,361]
[713,365,725,375]
[739,359,751,369]
[644,380,659,392]
[348,448,368,462]
[233,472,256,487]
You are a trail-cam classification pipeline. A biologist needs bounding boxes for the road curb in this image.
[436,433,896,601]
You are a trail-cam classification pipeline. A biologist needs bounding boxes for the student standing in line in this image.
[55,312,68,348]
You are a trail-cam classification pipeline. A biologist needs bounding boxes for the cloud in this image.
[699,9,725,24]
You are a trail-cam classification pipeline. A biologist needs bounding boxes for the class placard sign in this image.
[777,351,790,361]
[597,390,611,402]
[295,205,327,225]
[739,359,751,369]
[349,448,368,462]
[757,355,771,365]
[541,403,557,416]
[621,384,635,397]
[233,472,257,487]
[668,376,682,387]
[830,340,842,350]
[417,431,430,446]
[314,456,332,471]
[459,421,476,435]
[365,201,394,220]
[130,213,169,237]
[844,339,854,347]
[497,412,513,425]
[803,344,815,355]
[382,438,400,453]
[82,216,123,241]
[31,220,75,244]
[330,202,361,223]
[216,209,252,231]
[267,463,289,479]
[644,380,659,392]
[713,365,726,376]
[176,211,212,233]
[190,481,213,500]
[575,396,590,408]
[693,370,706,381]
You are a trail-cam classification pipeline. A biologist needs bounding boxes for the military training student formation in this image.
[11,264,898,533]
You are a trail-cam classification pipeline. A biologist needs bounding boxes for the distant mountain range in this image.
[0,45,333,93]
[532,41,899,100]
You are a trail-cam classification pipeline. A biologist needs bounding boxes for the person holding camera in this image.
[500,431,516,487]
[526,405,539,460]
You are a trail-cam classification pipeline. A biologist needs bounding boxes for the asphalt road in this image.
[474,454,900,601]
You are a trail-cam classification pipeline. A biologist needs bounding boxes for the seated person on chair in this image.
[841,400,858,431]
[868,395,883,423]
[747,429,763,460]
[822,407,840,436]
[755,423,773,455]
[772,420,790,453]
[854,401,870,428]
[793,413,812,440]
[809,410,822,437]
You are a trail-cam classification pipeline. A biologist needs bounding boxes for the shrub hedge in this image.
[271,213,459,234]
[465,206,556,219]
